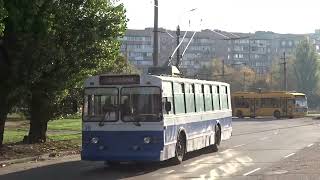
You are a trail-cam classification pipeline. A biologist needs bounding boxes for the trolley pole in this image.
[176,25,181,66]
[153,0,159,66]
[222,59,225,80]
[280,52,287,91]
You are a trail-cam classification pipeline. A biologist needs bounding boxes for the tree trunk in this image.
[0,109,8,148]
[0,95,9,148]
[26,89,50,144]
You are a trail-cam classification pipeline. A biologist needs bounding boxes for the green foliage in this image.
[0,0,128,143]
[293,39,319,94]
[205,59,257,92]
[292,40,320,107]
[270,55,297,91]
[2,0,128,112]
[0,0,7,36]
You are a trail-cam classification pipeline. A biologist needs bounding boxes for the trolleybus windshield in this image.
[83,88,119,121]
[295,95,307,107]
[121,87,161,122]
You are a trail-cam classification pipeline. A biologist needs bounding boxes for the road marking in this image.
[308,143,314,147]
[284,153,295,158]
[260,137,269,140]
[243,168,261,176]
[233,144,246,148]
[164,170,175,174]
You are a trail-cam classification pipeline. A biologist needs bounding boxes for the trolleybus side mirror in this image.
[165,102,172,112]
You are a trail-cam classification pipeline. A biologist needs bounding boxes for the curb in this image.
[0,151,80,168]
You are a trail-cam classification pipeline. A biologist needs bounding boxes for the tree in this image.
[269,55,297,91]
[293,39,319,107]
[199,59,257,92]
[0,0,128,145]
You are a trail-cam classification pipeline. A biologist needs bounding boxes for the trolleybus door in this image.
[280,98,287,117]
[249,99,255,118]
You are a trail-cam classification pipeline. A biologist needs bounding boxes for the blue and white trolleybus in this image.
[81,73,232,164]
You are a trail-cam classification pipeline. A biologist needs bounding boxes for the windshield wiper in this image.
[99,106,118,126]
[99,113,109,127]
[130,114,141,127]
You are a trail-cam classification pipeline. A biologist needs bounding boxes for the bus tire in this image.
[211,125,221,152]
[172,132,186,164]
[236,110,243,118]
[274,110,281,119]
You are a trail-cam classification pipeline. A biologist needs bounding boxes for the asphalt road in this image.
[1,117,320,180]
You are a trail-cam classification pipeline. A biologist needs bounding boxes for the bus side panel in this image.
[162,111,232,160]
[219,115,233,140]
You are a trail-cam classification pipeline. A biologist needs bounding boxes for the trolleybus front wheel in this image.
[236,110,244,118]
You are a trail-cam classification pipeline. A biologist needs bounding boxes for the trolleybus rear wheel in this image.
[172,133,186,164]
[274,110,281,119]
[211,125,221,152]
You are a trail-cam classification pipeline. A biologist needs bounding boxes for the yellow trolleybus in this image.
[231,91,308,119]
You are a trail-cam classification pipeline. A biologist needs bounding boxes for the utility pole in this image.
[153,0,159,66]
[243,72,246,91]
[176,25,181,66]
[280,52,287,91]
[270,71,273,90]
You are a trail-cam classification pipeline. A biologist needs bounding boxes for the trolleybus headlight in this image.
[144,137,151,144]
[91,137,99,144]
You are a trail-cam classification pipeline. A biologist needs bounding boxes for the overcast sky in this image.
[119,0,319,34]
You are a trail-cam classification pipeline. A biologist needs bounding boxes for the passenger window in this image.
[185,83,195,113]
[195,84,204,112]
[212,85,221,110]
[204,85,213,111]
[220,86,228,109]
[162,82,174,114]
[173,83,186,114]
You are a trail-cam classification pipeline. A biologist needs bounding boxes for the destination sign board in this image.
[99,75,140,85]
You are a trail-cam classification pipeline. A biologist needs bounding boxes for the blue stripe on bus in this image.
[81,131,164,161]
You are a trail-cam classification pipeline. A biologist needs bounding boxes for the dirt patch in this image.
[0,140,81,162]
[5,121,29,130]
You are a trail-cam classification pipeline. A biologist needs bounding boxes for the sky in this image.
[119,0,319,34]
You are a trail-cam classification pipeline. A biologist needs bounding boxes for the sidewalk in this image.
[0,150,79,168]
[249,142,320,180]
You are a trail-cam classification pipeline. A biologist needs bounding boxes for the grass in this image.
[48,133,82,141]
[47,118,81,131]
[3,130,28,144]
[4,118,82,144]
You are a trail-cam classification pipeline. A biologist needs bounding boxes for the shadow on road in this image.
[0,147,217,180]
[232,117,292,122]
